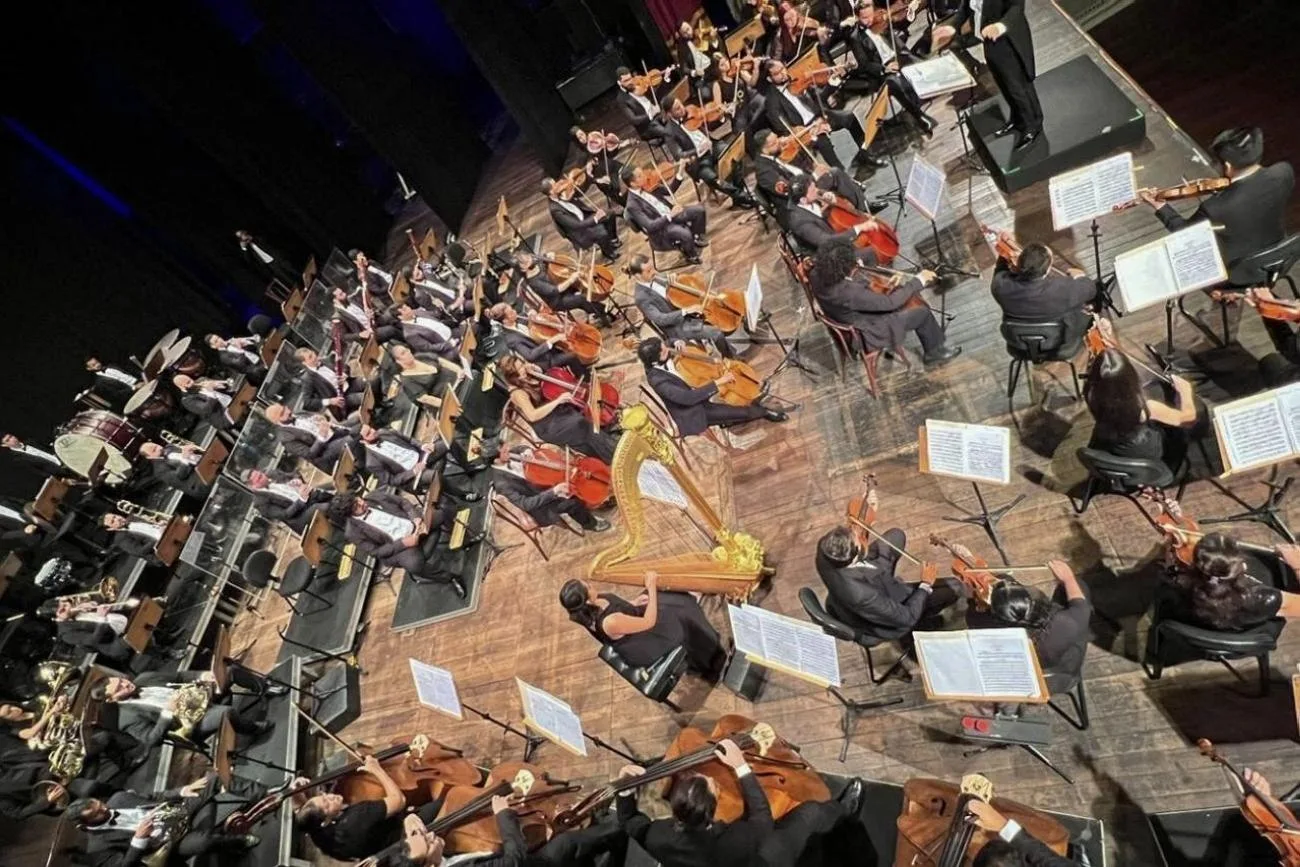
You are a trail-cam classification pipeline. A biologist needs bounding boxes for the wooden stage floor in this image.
[228,2,1299,865]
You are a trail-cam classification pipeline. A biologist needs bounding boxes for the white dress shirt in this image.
[631,188,674,219]
[778,86,816,124]
[359,507,415,541]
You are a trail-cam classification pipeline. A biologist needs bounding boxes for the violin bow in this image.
[780,119,822,167]
[640,60,663,114]
[846,515,923,566]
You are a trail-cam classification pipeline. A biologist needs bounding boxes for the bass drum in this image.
[54,411,144,481]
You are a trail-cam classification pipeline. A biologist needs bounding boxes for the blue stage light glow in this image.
[3,117,133,217]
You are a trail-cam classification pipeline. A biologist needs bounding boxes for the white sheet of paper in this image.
[1113,240,1179,313]
[969,630,1043,699]
[1048,152,1136,230]
[901,53,976,99]
[1166,220,1228,292]
[744,264,763,333]
[924,419,968,479]
[792,622,842,687]
[409,659,463,719]
[517,679,587,756]
[924,419,1010,485]
[727,604,766,659]
[905,156,946,221]
[1217,398,1292,472]
[913,631,985,697]
[731,605,841,686]
[637,460,689,509]
[1277,384,1300,449]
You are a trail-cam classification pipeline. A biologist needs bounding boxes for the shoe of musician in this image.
[856,153,888,169]
[684,254,703,265]
[867,199,889,215]
[239,835,261,849]
[923,345,962,365]
[919,115,938,138]
[601,251,620,264]
[463,532,486,546]
[763,409,789,423]
[729,196,758,210]
[264,684,289,698]
[451,578,467,599]
[837,778,865,816]
[584,516,612,533]
[694,236,710,248]
[1013,129,1042,152]
[992,121,1017,138]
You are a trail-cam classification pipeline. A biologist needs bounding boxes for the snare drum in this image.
[54,410,144,481]
[123,379,176,421]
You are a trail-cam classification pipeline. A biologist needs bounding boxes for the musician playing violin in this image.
[637,337,787,436]
[840,5,936,135]
[511,251,610,322]
[1138,127,1294,287]
[763,59,887,170]
[615,66,675,141]
[810,237,962,365]
[499,355,620,464]
[990,239,1096,346]
[1165,532,1300,632]
[568,127,627,205]
[621,165,708,265]
[708,55,757,117]
[752,129,888,216]
[663,99,757,210]
[965,799,1078,866]
[492,446,611,534]
[1232,287,1300,386]
[541,177,621,263]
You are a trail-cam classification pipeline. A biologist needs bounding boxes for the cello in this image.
[1198,739,1300,866]
[430,761,580,855]
[894,775,1070,866]
[825,194,901,265]
[669,345,764,407]
[662,272,747,334]
[526,309,603,366]
[536,367,621,428]
[520,445,612,509]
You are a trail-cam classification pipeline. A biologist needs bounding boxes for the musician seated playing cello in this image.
[786,176,890,254]
[637,337,788,436]
[498,356,620,464]
[628,255,734,358]
[1139,126,1294,287]
[493,446,611,534]
[482,304,587,372]
[68,773,267,865]
[990,239,1096,347]
[1163,532,1300,632]
[965,799,1078,866]
[752,129,888,216]
[810,238,962,365]
[512,250,610,321]
[815,521,961,643]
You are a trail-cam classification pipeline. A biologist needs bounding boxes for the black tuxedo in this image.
[547,197,619,258]
[948,0,1040,134]
[814,274,944,353]
[787,203,879,254]
[1156,163,1295,285]
[764,85,864,169]
[990,262,1095,344]
[56,616,133,664]
[109,528,162,562]
[634,281,728,353]
[491,468,593,529]
[343,490,457,583]
[616,86,671,140]
[358,430,445,491]
[842,23,929,122]
[663,118,749,206]
[249,470,333,534]
[2,444,66,476]
[136,449,211,499]
[645,365,765,436]
[625,189,706,258]
[524,272,606,317]
[815,532,957,640]
[179,390,234,430]
[214,341,265,383]
[618,772,772,867]
[754,156,863,219]
[274,416,360,473]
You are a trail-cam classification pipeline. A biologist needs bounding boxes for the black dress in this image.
[515,389,620,464]
[594,592,724,674]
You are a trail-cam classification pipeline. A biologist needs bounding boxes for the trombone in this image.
[115,500,177,526]
[159,430,203,452]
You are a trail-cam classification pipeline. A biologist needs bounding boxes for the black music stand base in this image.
[828,687,904,763]
[963,741,1074,785]
[760,310,816,382]
[464,703,546,762]
[919,218,979,281]
[1088,220,1121,318]
[942,482,1025,566]
[1203,470,1296,543]
[229,750,296,777]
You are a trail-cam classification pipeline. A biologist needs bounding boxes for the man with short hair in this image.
[621,165,707,264]
[752,129,887,216]
[242,468,334,534]
[990,238,1096,346]
[662,98,756,210]
[265,403,360,473]
[542,177,621,262]
[615,66,675,141]
[763,58,887,170]
[638,337,786,437]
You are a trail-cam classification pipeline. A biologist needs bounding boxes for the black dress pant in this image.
[844,71,927,122]
[900,305,946,355]
[703,402,768,428]
[811,108,866,169]
[984,37,1042,134]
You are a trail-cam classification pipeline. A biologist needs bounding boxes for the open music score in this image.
[919,419,1011,486]
[1048,151,1136,230]
[637,459,689,509]
[516,679,587,757]
[1113,220,1227,313]
[905,156,946,222]
[409,658,463,719]
[1212,382,1300,475]
[902,53,976,100]
[913,628,1048,703]
[727,603,841,688]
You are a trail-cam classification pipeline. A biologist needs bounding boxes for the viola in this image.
[856,263,927,312]
[789,62,850,95]
[520,445,612,509]
[1198,739,1300,866]
[640,160,687,193]
[630,66,676,96]
[777,121,829,163]
[825,196,900,265]
[663,273,747,334]
[1216,289,1300,324]
[526,310,603,365]
[432,762,580,855]
[1140,488,1275,567]
[1084,316,1174,384]
[928,534,1003,608]
[535,366,620,428]
[845,473,879,549]
[670,345,763,407]
[336,736,481,809]
[978,223,1079,277]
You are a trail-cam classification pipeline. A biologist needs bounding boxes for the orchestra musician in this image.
[815,521,962,643]
[240,468,335,534]
[1235,287,1300,386]
[408,263,472,322]
[738,0,780,55]
[99,512,170,564]
[1082,349,1204,475]
[708,55,757,115]
[542,176,621,263]
[628,256,733,358]
[294,346,368,413]
[1166,533,1300,631]
[333,286,382,343]
[512,251,611,321]
[675,21,713,99]
[84,357,142,409]
[809,238,962,365]
[637,337,788,435]
[990,239,1096,346]
[621,164,709,265]
[966,799,1078,866]
[561,572,726,678]
[786,176,887,252]
[265,403,361,473]
[45,595,142,666]
[205,333,266,385]
[237,228,299,287]
[615,66,675,142]
[482,304,585,371]
[498,356,620,463]
[1139,127,1295,286]
[840,4,937,136]
[339,489,469,597]
[396,305,460,359]
[133,440,213,503]
[493,446,612,533]
[762,58,888,170]
[933,0,1042,150]
[751,129,888,217]
[569,127,628,205]
[172,374,237,430]
[662,99,758,210]
[294,754,410,861]
[387,345,464,416]
[356,424,473,498]
[1,433,71,477]
[350,248,395,302]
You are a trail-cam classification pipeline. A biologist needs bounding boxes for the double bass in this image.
[662,272,747,333]
[1198,739,1300,866]
[520,445,612,509]
[669,345,764,407]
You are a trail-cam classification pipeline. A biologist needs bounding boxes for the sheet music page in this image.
[727,604,766,659]
[924,419,968,478]
[756,609,805,672]
[792,622,842,686]
[1049,152,1135,229]
[744,264,763,332]
[1276,383,1300,453]
[963,424,1011,485]
[1215,394,1294,472]
[1166,221,1228,292]
[517,679,587,756]
[905,156,946,221]
[1048,171,1100,231]
[969,629,1043,699]
[913,631,985,697]
[901,54,975,99]
[1114,240,1179,313]
[637,460,689,509]
[409,659,463,719]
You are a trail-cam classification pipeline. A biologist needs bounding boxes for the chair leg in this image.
[1258,652,1272,697]
[1072,476,1098,515]
[1220,300,1232,345]
[1048,681,1090,731]
[1006,359,1021,400]
[1068,360,1083,400]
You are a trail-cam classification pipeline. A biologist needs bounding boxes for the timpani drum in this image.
[122,379,176,421]
[142,328,181,380]
[162,336,207,378]
[54,410,145,480]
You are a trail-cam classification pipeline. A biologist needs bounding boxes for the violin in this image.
[1215,288,1300,324]
[1140,488,1276,568]
[662,273,747,333]
[1084,315,1174,384]
[536,366,621,428]
[669,345,764,407]
[630,66,677,96]
[928,534,1004,608]
[526,309,603,365]
[978,224,1076,277]
[684,101,726,131]
[1114,176,1232,211]
[777,120,830,163]
[854,262,928,312]
[520,445,611,509]
[1198,739,1300,866]
[895,775,1070,866]
[845,473,879,548]
[640,159,688,193]
[789,62,851,95]
[825,195,900,265]
[431,762,580,855]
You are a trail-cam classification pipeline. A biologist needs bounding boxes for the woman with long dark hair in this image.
[1084,348,1202,471]
[499,355,619,463]
[966,559,1091,676]
[1172,532,1300,630]
[559,572,725,678]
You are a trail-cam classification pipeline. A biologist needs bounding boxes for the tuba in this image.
[167,683,212,740]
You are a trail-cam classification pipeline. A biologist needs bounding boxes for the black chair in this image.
[1187,233,1300,344]
[799,587,907,761]
[598,643,688,712]
[625,212,691,273]
[999,319,1083,408]
[1074,447,1182,516]
[278,555,332,617]
[1144,581,1285,697]
[1041,583,1091,731]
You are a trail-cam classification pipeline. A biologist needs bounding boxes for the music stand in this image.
[212,716,236,787]
[462,702,547,762]
[228,382,258,427]
[259,330,285,367]
[390,272,411,307]
[856,86,907,218]
[195,439,230,486]
[725,18,764,56]
[155,517,193,567]
[497,197,537,255]
[301,511,360,572]
[123,597,164,653]
[280,289,304,324]
[32,478,71,523]
[358,387,377,428]
[332,447,357,494]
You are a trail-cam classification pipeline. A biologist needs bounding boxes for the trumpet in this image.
[115,500,175,526]
[159,430,202,451]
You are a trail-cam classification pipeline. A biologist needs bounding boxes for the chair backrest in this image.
[798,587,859,643]
[1076,447,1175,491]
[1000,319,1069,362]
[241,549,278,589]
[490,492,539,533]
[279,555,315,594]
[598,643,688,701]
[638,383,684,439]
[1231,232,1300,285]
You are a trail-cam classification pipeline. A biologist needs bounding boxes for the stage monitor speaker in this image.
[311,661,361,733]
[557,43,629,113]
[721,651,767,701]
